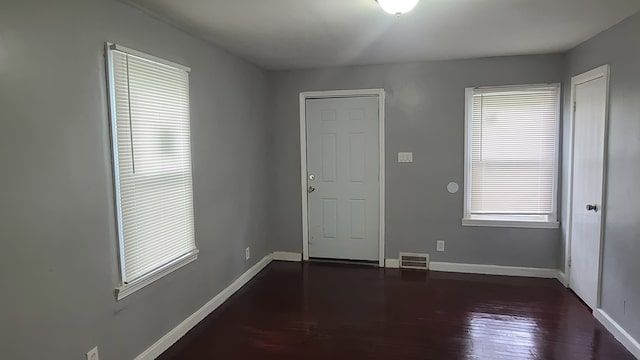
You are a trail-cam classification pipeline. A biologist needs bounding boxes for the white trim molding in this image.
[385,259,565,283]
[272,252,303,262]
[594,309,640,359]
[116,250,199,300]
[461,218,560,229]
[299,89,386,267]
[108,43,191,72]
[429,262,560,279]
[556,272,569,287]
[385,259,400,269]
[134,254,273,360]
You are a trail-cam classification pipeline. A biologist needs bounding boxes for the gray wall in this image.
[268,55,564,268]
[565,11,640,342]
[0,0,270,359]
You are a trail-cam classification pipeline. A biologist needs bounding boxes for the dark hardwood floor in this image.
[159,261,634,359]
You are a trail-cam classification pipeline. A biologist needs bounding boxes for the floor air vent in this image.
[399,252,429,270]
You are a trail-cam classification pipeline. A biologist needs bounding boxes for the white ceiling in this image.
[129,0,640,70]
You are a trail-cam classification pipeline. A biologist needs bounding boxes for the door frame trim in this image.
[565,64,610,308]
[299,89,386,267]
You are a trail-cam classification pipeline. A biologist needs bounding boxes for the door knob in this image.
[308,186,315,193]
[586,204,598,212]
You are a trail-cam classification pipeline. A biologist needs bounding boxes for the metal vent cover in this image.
[399,252,429,270]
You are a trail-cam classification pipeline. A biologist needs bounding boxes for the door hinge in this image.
[568,258,572,267]
[573,101,577,113]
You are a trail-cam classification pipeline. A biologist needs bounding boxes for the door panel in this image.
[350,199,366,239]
[306,97,379,261]
[349,133,366,182]
[321,199,337,239]
[320,134,337,182]
[569,75,607,310]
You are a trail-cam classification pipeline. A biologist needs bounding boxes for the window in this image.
[106,43,197,299]
[463,84,560,229]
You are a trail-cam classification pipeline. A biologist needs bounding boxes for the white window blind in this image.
[107,44,197,292]
[464,85,560,225]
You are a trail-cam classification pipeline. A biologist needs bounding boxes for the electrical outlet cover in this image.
[398,152,413,163]
[437,240,445,252]
[245,247,250,260]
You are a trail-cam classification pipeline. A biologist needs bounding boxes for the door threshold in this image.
[309,258,379,267]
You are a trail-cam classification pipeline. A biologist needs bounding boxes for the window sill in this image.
[462,218,560,229]
[115,250,199,301]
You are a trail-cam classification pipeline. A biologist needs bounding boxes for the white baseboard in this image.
[385,258,400,268]
[429,261,560,279]
[272,251,302,262]
[594,309,640,359]
[556,271,569,287]
[134,254,273,360]
[385,259,565,285]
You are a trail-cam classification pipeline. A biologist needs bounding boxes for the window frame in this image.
[462,84,561,229]
[105,43,198,300]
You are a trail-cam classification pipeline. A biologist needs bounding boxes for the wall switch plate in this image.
[87,347,99,360]
[436,240,445,252]
[245,247,250,260]
[398,152,413,163]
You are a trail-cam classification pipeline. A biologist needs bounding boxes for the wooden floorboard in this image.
[158,261,635,359]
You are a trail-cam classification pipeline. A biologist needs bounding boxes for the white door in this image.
[569,67,608,310]
[306,96,380,261]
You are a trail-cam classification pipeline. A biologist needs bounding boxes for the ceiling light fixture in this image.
[377,0,420,16]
